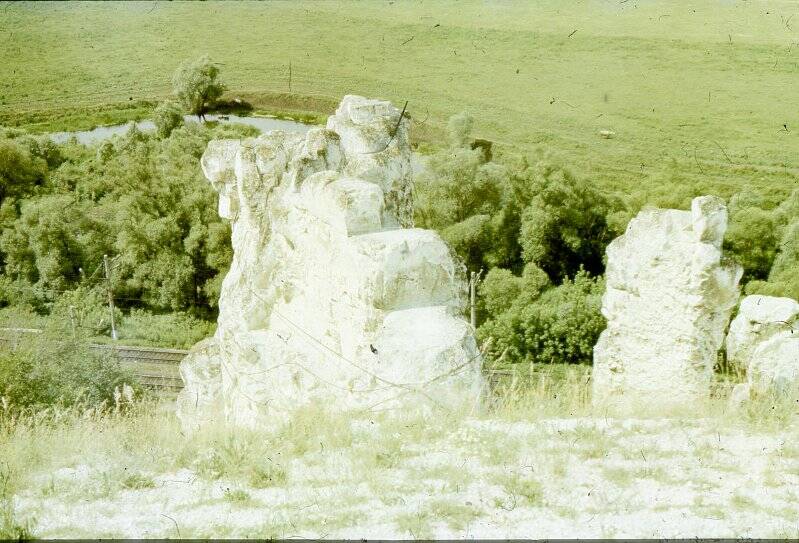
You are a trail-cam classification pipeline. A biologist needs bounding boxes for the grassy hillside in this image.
[1,1,798,201]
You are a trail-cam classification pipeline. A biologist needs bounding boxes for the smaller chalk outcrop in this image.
[726,295,799,402]
[592,196,742,412]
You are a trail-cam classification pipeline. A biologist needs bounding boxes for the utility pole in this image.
[469,269,483,330]
[103,254,118,341]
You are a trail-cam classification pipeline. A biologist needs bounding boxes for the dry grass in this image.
[1,368,798,538]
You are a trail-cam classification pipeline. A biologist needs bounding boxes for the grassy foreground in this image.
[2,1,798,201]
[2,372,798,539]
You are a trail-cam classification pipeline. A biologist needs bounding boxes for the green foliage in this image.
[496,473,545,506]
[416,114,617,282]
[765,192,799,300]
[480,268,521,317]
[0,336,136,409]
[50,286,119,337]
[480,270,605,367]
[748,220,799,301]
[120,472,156,490]
[0,460,31,541]
[0,195,108,293]
[725,194,778,283]
[727,189,799,300]
[191,432,291,491]
[152,100,184,139]
[515,155,616,280]
[0,136,47,208]
[223,488,252,504]
[416,146,504,231]
[446,111,474,148]
[248,460,288,489]
[115,309,215,349]
[519,262,551,302]
[479,264,551,321]
[414,113,617,366]
[0,122,245,317]
[172,56,226,119]
[0,304,48,329]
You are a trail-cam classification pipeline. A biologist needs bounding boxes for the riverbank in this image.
[0,92,329,136]
[0,89,443,149]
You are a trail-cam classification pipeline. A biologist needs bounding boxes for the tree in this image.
[747,219,799,301]
[478,269,605,367]
[0,122,259,317]
[726,189,798,297]
[447,111,474,148]
[0,137,46,208]
[0,194,108,295]
[516,155,616,281]
[153,100,184,138]
[479,268,522,317]
[172,56,226,120]
[725,204,778,283]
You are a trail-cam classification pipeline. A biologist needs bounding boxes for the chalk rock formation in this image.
[176,95,482,431]
[175,338,222,428]
[592,196,742,412]
[726,295,799,401]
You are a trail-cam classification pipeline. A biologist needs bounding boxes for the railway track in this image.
[0,328,519,393]
[0,329,188,392]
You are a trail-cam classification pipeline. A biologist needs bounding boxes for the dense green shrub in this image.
[153,100,184,139]
[0,304,47,329]
[746,219,799,301]
[725,192,779,283]
[727,189,799,300]
[414,113,618,366]
[0,136,47,201]
[0,336,136,409]
[479,270,605,368]
[480,268,522,317]
[49,285,119,337]
[515,155,616,280]
[1,106,793,369]
[0,122,255,318]
[415,113,619,282]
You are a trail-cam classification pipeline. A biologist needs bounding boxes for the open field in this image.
[2,1,799,201]
[3,389,799,539]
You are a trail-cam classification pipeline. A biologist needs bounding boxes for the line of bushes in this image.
[0,103,795,374]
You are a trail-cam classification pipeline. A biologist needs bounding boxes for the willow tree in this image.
[172,56,226,120]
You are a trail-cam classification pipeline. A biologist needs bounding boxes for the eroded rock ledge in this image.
[177,96,482,431]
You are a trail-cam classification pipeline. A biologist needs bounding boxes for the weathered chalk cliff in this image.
[176,96,482,431]
[592,196,742,412]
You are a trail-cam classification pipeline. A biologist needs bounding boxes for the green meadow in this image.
[2,0,798,201]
